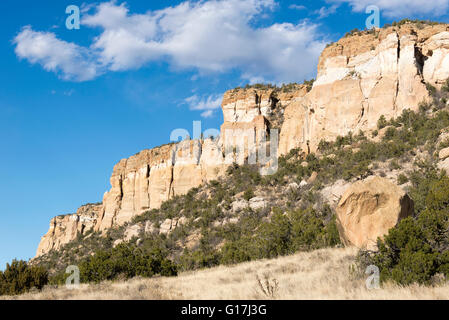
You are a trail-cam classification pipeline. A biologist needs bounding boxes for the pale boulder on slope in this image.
[335,176,414,250]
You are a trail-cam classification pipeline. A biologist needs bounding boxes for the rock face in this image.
[220,86,306,170]
[279,24,449,155]
[95,140,228,232]
[335,176,414,250]
[36,204,101,256]
[36,23,449,257]
[221,85,308,127]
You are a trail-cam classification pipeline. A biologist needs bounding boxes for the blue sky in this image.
[1,0,448,269]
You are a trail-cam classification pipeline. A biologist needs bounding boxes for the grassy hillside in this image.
[4,247,449,300]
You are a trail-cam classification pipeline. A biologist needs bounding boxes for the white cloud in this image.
[244,75,270,84]
[289,4,307,10]
[184,94,223,118]
[82,2,161,71]
[315,5,339,18]
[200,110,214,118]
[14,1,327,83]
[13,26,100,81]
[328,0,449,18]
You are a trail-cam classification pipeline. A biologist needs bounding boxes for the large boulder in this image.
[336,176,414,250]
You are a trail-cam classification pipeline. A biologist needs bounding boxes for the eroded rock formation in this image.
[36,204,101,256]
[96,139,229,232]
[36,23,449,257]
[279,24,449,155]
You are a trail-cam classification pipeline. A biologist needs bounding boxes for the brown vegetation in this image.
[4,247,449,300]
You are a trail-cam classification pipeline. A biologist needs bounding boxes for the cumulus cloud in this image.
[328,0,449,18]
[184,94,223,118]
[13,26,100,81]
[14,0,327,83]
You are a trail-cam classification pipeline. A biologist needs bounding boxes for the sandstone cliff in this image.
[36,204,102,256]
[279,24,449,154]
[96,139,231,232]
[36,22,449,257]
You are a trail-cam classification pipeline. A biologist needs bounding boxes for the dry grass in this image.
[3,247,449,300]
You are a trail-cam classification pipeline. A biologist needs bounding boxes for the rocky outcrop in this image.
[36,204,101,256]
[221,85,308,125]
[220,86,306,168]
[248,197,266,211]
[279,24,449,155]
[95,139,231,232]
[335,176,414,250]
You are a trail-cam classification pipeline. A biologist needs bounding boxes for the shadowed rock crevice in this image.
[414,45,426,75]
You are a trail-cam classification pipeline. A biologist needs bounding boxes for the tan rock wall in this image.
[36,204,101,257]
[279,24,449,155]
[94,140,230,232]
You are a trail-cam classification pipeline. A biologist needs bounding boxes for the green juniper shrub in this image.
[397,173,409,185]
[180,247,221,270]
[79,243,177,283]
[441,79,449,92]
[243,188,255,201]
[0,260,48,296]
[389,160,401,170]
[426,83,437,96]
[377,115,387,130]
[289,208,340,251]
[408,164,442,215]
[219,207,340,266]
[383,127,397,141]
[318,139,333,153]
[361,174,449,285]
[303,79,315,91]
[419,101,432,113]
